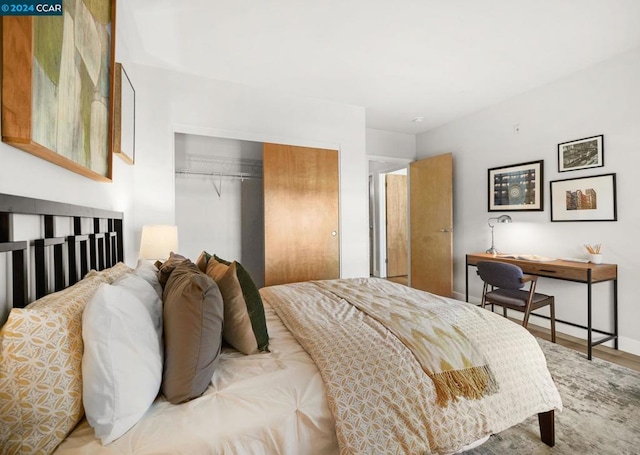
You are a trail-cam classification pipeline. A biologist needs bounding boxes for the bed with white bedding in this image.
[0,193,562,455]
[54,278,562,454]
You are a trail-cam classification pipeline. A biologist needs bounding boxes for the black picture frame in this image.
[488,160,544,212]
[550,173,617,222]
[558,135,604,172]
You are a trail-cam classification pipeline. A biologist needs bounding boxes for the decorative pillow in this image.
[0,274,108,454]
[206,255,269,354]
[156,252,188,287]
[82,273,163,444]
[206,256,230,281]
[83,262,134,286]
[195,250,211,273]
[133,259,163,299]
[162,260,224,404]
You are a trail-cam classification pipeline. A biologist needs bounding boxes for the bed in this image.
[0,193,562,454]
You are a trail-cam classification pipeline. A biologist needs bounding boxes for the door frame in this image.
[367,156,412,277]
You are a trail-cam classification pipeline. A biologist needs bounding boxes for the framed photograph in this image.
[488,160,544,211]
[550,173,617,222]
[558,135,604,172]
[113,63,136,165]
[1,0,116,181]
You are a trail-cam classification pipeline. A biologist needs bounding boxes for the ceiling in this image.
[119,1,640,135]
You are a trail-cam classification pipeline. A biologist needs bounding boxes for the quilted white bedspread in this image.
[54,301,339,455]
[262,278,563,454]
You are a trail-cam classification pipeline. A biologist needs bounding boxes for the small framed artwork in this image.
[488,160,544,212]
[113,63,136,165]
[550,173,617,222]
[558,135,604,172]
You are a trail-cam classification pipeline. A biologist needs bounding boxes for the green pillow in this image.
[208,254,269,353]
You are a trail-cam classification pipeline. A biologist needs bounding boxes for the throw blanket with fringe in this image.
[314,279,497,406]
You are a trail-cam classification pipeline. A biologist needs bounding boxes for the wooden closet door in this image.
[263,143,340,286]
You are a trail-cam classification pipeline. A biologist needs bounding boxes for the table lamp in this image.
[139,225,179,261]
[486,215,512,255]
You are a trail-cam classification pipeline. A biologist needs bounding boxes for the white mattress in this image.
[54,302,339,454]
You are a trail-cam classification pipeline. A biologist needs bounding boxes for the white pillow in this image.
[133,259,163,300]
[114,272,163,345]
[82,274,163,445]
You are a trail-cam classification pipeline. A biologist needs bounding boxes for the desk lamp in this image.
[486,215,512,255]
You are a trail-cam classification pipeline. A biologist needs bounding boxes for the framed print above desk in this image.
[488,160,544,211]
[550,173,617,222]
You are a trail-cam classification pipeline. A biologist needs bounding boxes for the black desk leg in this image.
[614,279,619,350]
[587,269,592,360]
[465,256,470,302]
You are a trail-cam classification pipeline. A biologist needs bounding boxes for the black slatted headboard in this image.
[0,193,124,310]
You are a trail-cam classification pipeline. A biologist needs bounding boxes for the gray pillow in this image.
[161,260,224,404]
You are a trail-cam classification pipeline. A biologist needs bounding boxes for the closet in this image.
[174,134,340,288]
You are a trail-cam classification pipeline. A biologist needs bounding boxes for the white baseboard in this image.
[619,336,640,357]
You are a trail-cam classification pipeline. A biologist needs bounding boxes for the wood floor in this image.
[386,275,408,285]
[525,322,640,373]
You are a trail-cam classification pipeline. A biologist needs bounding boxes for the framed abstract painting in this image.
[1,0,117,181]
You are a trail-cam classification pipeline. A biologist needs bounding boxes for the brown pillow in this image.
[161,260,224,404]
[156,252,188,287]
[195,251,211,273]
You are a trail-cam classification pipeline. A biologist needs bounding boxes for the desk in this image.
[465,253,618,360]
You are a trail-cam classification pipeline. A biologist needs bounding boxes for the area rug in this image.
[467,339,640,454]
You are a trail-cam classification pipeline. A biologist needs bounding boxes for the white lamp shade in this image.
[139,225,178,260]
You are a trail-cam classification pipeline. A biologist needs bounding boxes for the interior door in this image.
[410,153,453,296]
[263,143,340,286]
[385,174,408,277]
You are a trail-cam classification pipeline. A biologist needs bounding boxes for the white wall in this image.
[366,128,416,160]
[417,47,640,355]
[131,66,370,280]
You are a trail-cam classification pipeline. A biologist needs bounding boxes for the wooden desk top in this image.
[466,253,617,283]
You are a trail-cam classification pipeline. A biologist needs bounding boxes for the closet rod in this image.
[175,169,262,179]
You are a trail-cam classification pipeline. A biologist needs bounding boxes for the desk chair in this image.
[477,261,556,342]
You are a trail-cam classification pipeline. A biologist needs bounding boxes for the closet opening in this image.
[174,133,265,287]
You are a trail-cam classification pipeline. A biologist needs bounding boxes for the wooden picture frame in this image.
[1,0,117,181]
[488,160,544,212]
[558,135,604,172]
[113,62,135,164]
[550,173,617,222]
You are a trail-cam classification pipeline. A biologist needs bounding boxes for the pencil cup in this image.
[589,253,603,264]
